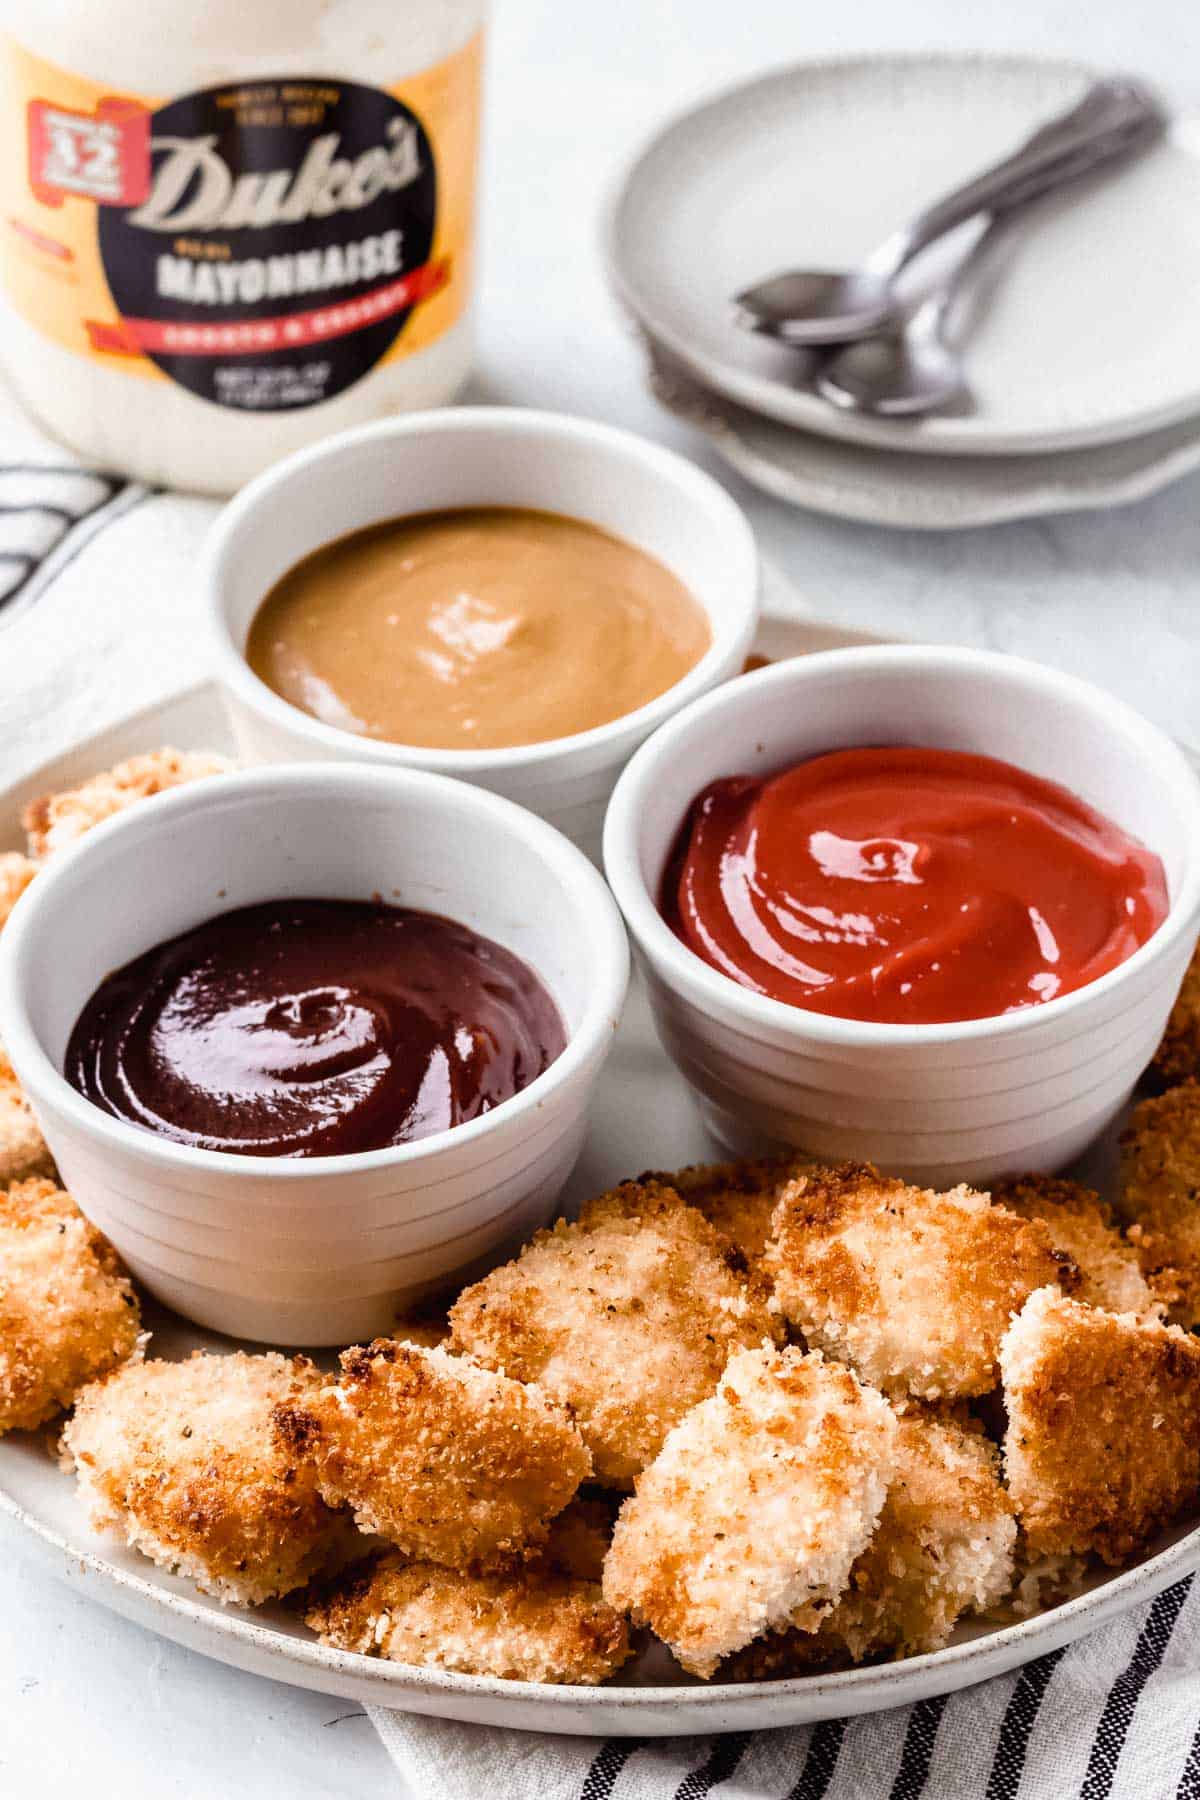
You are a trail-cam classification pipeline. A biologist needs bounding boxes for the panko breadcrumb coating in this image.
[0,1049,53,1185]
[766,1162,1067,1399]
[602,1345,898,1677]
[448,1180,780,1486]
[642,1155,807,1270]
[272,1339,589,1568]
[1000,1286,1200,1565]
[1153,942,1200,1086]
[304,1544,632,1685]
[61,1351,341,1604]
[994,1174,1156,1318]
[0,1178,140,1434]
[305,1498,628,1684]
[1119,1081,1200,1325]
[0,851,37,931]
[22,747,232,861]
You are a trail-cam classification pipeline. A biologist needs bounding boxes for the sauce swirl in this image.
[663,747,1169,1026]
[65,899,566,1156]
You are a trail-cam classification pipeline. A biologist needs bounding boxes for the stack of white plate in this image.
[607,52,1200,529]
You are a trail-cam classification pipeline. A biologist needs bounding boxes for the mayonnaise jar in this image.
[0,0,485,492]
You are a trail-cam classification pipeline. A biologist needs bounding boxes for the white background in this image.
[3,0,1200,1794]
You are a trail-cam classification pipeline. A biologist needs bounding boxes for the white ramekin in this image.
[204,407,759,859]
[0,765,629,1345]
[604,645,1200,1188]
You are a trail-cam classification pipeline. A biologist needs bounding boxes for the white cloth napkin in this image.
[3,376,1198,1800]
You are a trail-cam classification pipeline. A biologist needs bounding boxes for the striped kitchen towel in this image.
[366,1574,1200,1800]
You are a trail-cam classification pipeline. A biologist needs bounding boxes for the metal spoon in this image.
[735,77,1165,345]
[813,217,1006,416]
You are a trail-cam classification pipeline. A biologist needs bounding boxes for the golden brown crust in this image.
[272,1339,590,1568]
[639,1156,808,1270]
[1153,943,1200,1086]
[61,1351,341,1603]
[994,1174,1156,1318]
[305,1547,632,1684]
[0,1178,140,1434]
[766,1162,1067,1399]
[1000,1286,1200,1565]
[448,1181,780,1486]
[0,851,37,932]
[0,1050,54,1185]
[1119,1081,1200,1325]
[22,748,232,861]
[601,1345,899,1677]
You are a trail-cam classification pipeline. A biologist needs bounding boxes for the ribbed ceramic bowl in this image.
[0,765,629,1344]
[205,407,759,860]
[604,645,1200,1187]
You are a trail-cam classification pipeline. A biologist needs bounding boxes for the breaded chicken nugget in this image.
[448,1180,779,1486]
[304,1539,632,1685]
[1119,1081,1200,1325]
[766,1163,1066,1399]
[1000,1286,1200,1564]
[272,1339,589,1568]
[640,1155,807,1270]
[1153,941,1200,1086]
[0,1049,53,1184]
[0,851,37,931]
[719,1409,1015,1676]
[22,747,232,861]
[0,1178,140,1434]
[602,1345,898,1677]
[62,1351,341,1603]
[994,1174,1156,1317]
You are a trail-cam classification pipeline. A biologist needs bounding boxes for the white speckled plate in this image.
[607,52,1200,457]
[2,653,1198,1736]
[644,339,1200,529]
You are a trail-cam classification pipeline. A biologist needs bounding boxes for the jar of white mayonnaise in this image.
[0,0,485,493]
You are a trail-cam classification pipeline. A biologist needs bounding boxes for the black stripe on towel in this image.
[0,476,130,615]
[888,1695,949,1800]
[786,1718,845,1800]
[984,1648,1066,1800]
[1176,1714,1200,1799]
[1079,1578,1191,1800]
[673,1732,751,1799]
[580,1740,643,1800]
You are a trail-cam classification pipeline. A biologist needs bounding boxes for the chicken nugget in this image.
[994,1174,1156,1317]
[0,1178,140,1434]
[22,747,232,861]
[1119,1081,1200,1325]
[0,851,37,931]
[602,1345,898,1677]
[0,1049,53,1185]
[642,1155,806,1270]
[304,1541,632,1685]
[766,1162,1066,1399]
[271,1339,589,1568]
[1153,941,1200,1086]
[1000,1286,1200,1564]
[448,1179,779,1486]
[62,1351,341,1603]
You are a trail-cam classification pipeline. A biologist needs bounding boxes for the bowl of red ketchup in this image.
[0,764,629,1344]
[604,645,1200,1187]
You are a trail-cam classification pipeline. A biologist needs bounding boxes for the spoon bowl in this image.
[735,269,900,343]
[816,333,968,417]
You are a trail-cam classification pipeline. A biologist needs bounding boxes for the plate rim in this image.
[604,47,1200,458]
[3,652,1199,1732]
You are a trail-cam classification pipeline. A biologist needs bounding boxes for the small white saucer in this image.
[607,52,1200,457]
[644,337,1200,530]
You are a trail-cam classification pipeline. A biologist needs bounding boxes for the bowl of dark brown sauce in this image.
[0,763,629,1344]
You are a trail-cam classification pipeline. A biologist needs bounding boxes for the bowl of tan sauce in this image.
[246,507,712,752]
[207,408,760,852]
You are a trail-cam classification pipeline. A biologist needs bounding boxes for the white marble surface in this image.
[3,0,1200,1792]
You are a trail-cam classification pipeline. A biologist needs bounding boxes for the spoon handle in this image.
[867,77,1167,281]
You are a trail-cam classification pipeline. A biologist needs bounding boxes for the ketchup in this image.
[663,748,1169,1026]
[65,899,566,1156]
